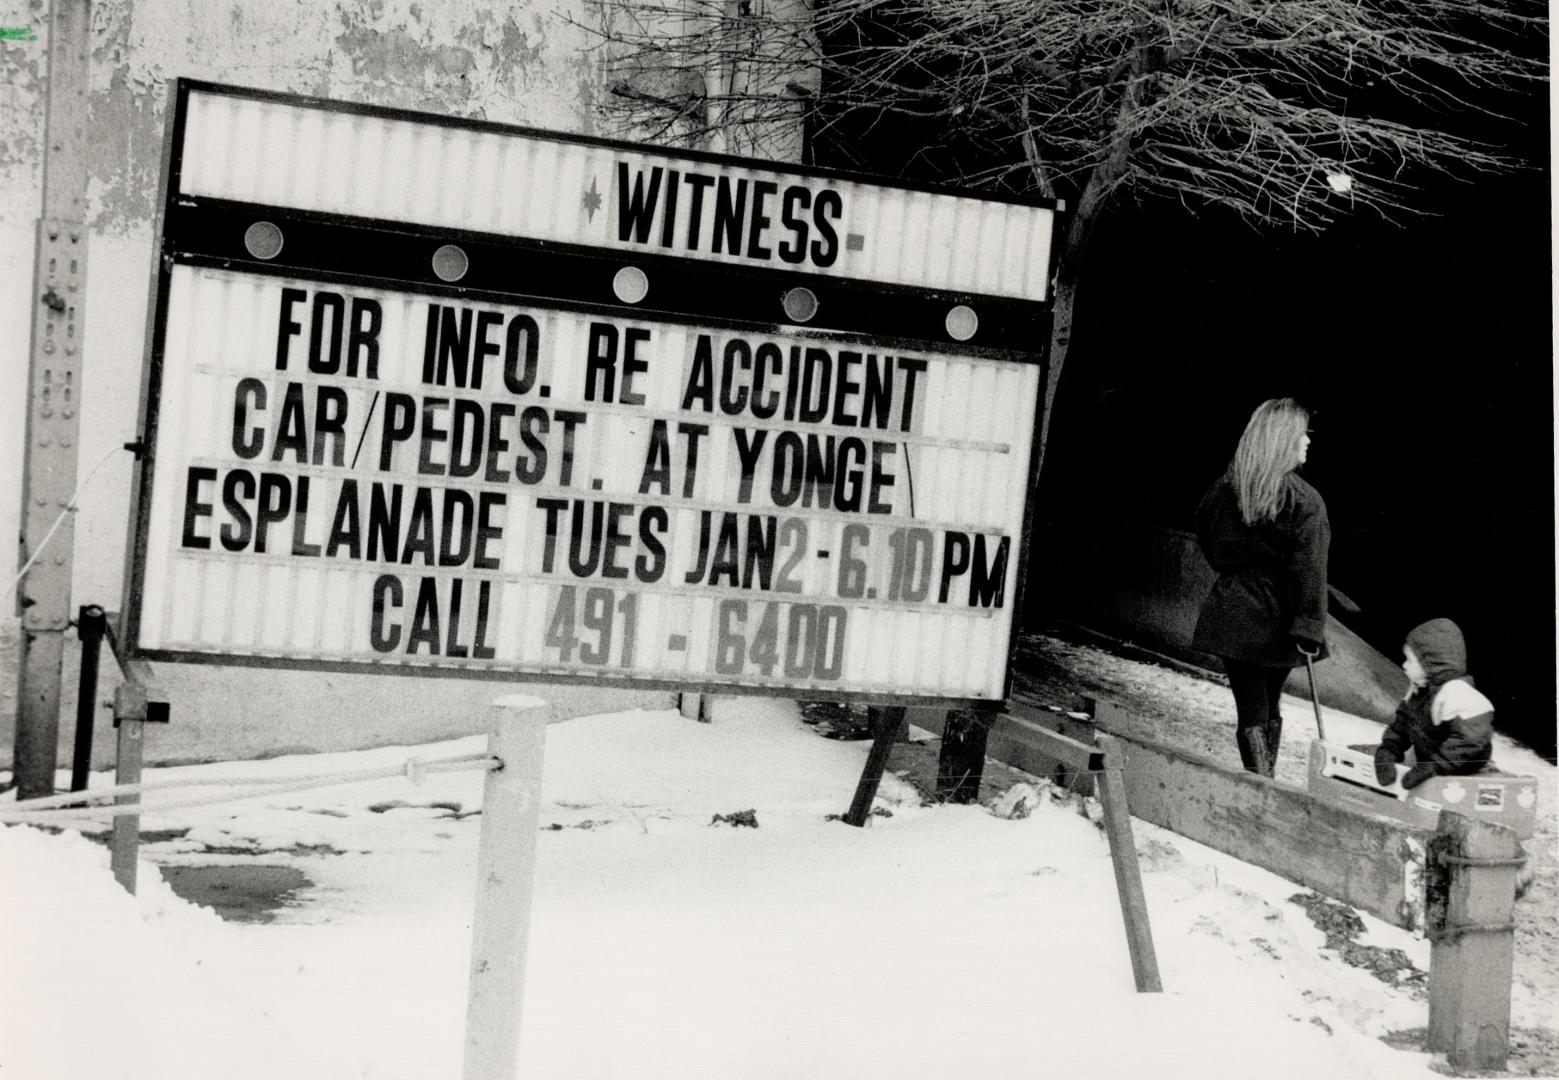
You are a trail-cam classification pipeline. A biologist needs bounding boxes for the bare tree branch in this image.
[572,0,1547,474]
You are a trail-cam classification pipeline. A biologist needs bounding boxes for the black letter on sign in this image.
[473,492,505,571]
[677,423,707,499]
[503,315,540,394]
[535,497,568,574]
[747,180,777,260]
[292,476,322,557]
[380,393,417,471]
[620,327,650,406]
[254,473,292,554]
[407,577,441,654]
[232,378,266,459]
[681,335,714,412]
[617,163,663,244]
[315,386,348,467]
[272,382,309,463]
[220,469,256,552]
[637,505,668,583]
[308,291,345,375]
[182,467,216,549]
[437,306,475,389]
[585,322,618,402]
[326,479,361,559]
[439,489,475,567]
[777,187,810,265]
[713,177,748,256]
[732,427,767,505]
[969,535,1009,609]
[347,298,382,379]
[370,575,404,653]
[811,189,842,267]
[638,419,672,496]
[939,532,971,603]
[276,287,306,371]
[472,310,503,391]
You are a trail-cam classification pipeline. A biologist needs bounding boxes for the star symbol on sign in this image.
[582,176,602,222]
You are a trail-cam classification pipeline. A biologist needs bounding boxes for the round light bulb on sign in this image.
[432,244,469,283]
[945,305,979,342]
[613,266,649,304]
[782,287,819,324]
[243,221,284,260]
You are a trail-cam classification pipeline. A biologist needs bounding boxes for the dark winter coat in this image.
[1374,619,1494,788]
[1192,471,1330,668]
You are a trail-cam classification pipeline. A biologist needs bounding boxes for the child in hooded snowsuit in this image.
[1374,618,1494,789]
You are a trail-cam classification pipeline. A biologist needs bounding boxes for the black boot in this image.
[1236,726,1271,776]
[1264,716,1283,777]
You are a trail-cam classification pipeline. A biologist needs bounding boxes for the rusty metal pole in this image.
[14,0,92,800]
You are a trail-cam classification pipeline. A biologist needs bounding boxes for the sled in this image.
[1305,739,1538,839]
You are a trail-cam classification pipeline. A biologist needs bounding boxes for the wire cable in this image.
[6,443,128,603]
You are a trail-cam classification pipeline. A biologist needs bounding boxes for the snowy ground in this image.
[4,688,1548,1080]
[1013,630,1559,1058]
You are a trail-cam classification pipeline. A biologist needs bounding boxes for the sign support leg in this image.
[843,706,905,826]
[463,695,550,1080]
[105,671,165,894]
[109,716,143,894]
[1095,734,1162,992]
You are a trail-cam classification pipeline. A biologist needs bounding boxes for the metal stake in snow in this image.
[463,695,550,1080]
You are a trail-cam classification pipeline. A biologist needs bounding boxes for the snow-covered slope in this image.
[3,696,1528,1079]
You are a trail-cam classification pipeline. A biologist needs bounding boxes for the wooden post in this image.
[935,706,994,803]
[1086,703,1431,934]
[109,685,146,894]
[1426,811,1520,1072]
[463,695,550,1080]
[842,705,905,826]
[677,692,709,722]
[105,664,166,894]
[1095,734,1162,992]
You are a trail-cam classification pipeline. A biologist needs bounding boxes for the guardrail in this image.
[854,704,1163,994]
[902,696,1524,1074]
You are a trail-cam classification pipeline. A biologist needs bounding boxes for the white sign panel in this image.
[178,87,1056,303]
[136,267,1037,699]
[127,81,1056,703]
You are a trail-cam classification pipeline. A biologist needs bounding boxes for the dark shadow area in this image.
[810,35,1554,759]
[1032,161,1554,758]
[158,864,312,923]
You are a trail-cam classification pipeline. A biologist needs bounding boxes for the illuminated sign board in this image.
[124,82,1059,703]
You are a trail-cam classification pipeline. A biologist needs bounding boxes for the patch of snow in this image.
[0,696,1519,1078]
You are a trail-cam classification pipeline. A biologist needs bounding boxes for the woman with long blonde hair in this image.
[1192,398,1330,776]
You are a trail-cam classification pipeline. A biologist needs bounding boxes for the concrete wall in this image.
[0,0,701,766]
[2,0,614,596]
